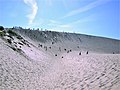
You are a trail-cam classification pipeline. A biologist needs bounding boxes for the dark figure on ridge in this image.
[86,51,88,54]
[79,52,81,55]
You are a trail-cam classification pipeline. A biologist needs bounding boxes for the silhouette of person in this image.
[86,51,88,54]
[79,52,81,55]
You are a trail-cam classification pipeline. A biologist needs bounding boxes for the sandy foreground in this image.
[0,29,120,90]
[0,37,120,90]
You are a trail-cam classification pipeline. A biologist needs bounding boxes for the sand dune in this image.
[0,29,120,90]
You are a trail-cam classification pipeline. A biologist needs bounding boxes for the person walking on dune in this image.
[79,52,81,55]
[86,51,88,54]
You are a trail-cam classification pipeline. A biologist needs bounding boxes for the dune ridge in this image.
[0,28,120,90]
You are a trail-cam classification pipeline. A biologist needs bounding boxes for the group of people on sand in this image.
[39,43,90,58]
[79,51,88,55]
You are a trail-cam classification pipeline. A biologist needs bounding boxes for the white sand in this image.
[0,30,120,90]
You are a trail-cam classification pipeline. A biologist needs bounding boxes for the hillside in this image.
[0,28,120,90]
[14,28,120,54]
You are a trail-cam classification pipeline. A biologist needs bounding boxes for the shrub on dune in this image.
[7,29,17,36]
[0,31,6,37]
[0,26,4,30]
[7,39,12,44]
[0,26,6,36]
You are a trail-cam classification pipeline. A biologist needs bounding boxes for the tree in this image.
[0,26,4,30]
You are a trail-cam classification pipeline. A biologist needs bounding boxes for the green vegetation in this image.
[7,29,17,36]
[0,26,4,30]
[7,39,12,44]
[0,31,6,37]
[0,31,5,36]
[0,26,5,36]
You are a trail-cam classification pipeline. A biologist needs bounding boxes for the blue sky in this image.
[0,0,119,39]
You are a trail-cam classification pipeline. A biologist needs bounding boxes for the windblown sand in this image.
[0,30,120,90]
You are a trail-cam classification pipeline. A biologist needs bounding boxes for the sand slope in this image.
[0,29,120,90]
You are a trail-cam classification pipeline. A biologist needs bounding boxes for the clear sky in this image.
[0,0,120,39]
